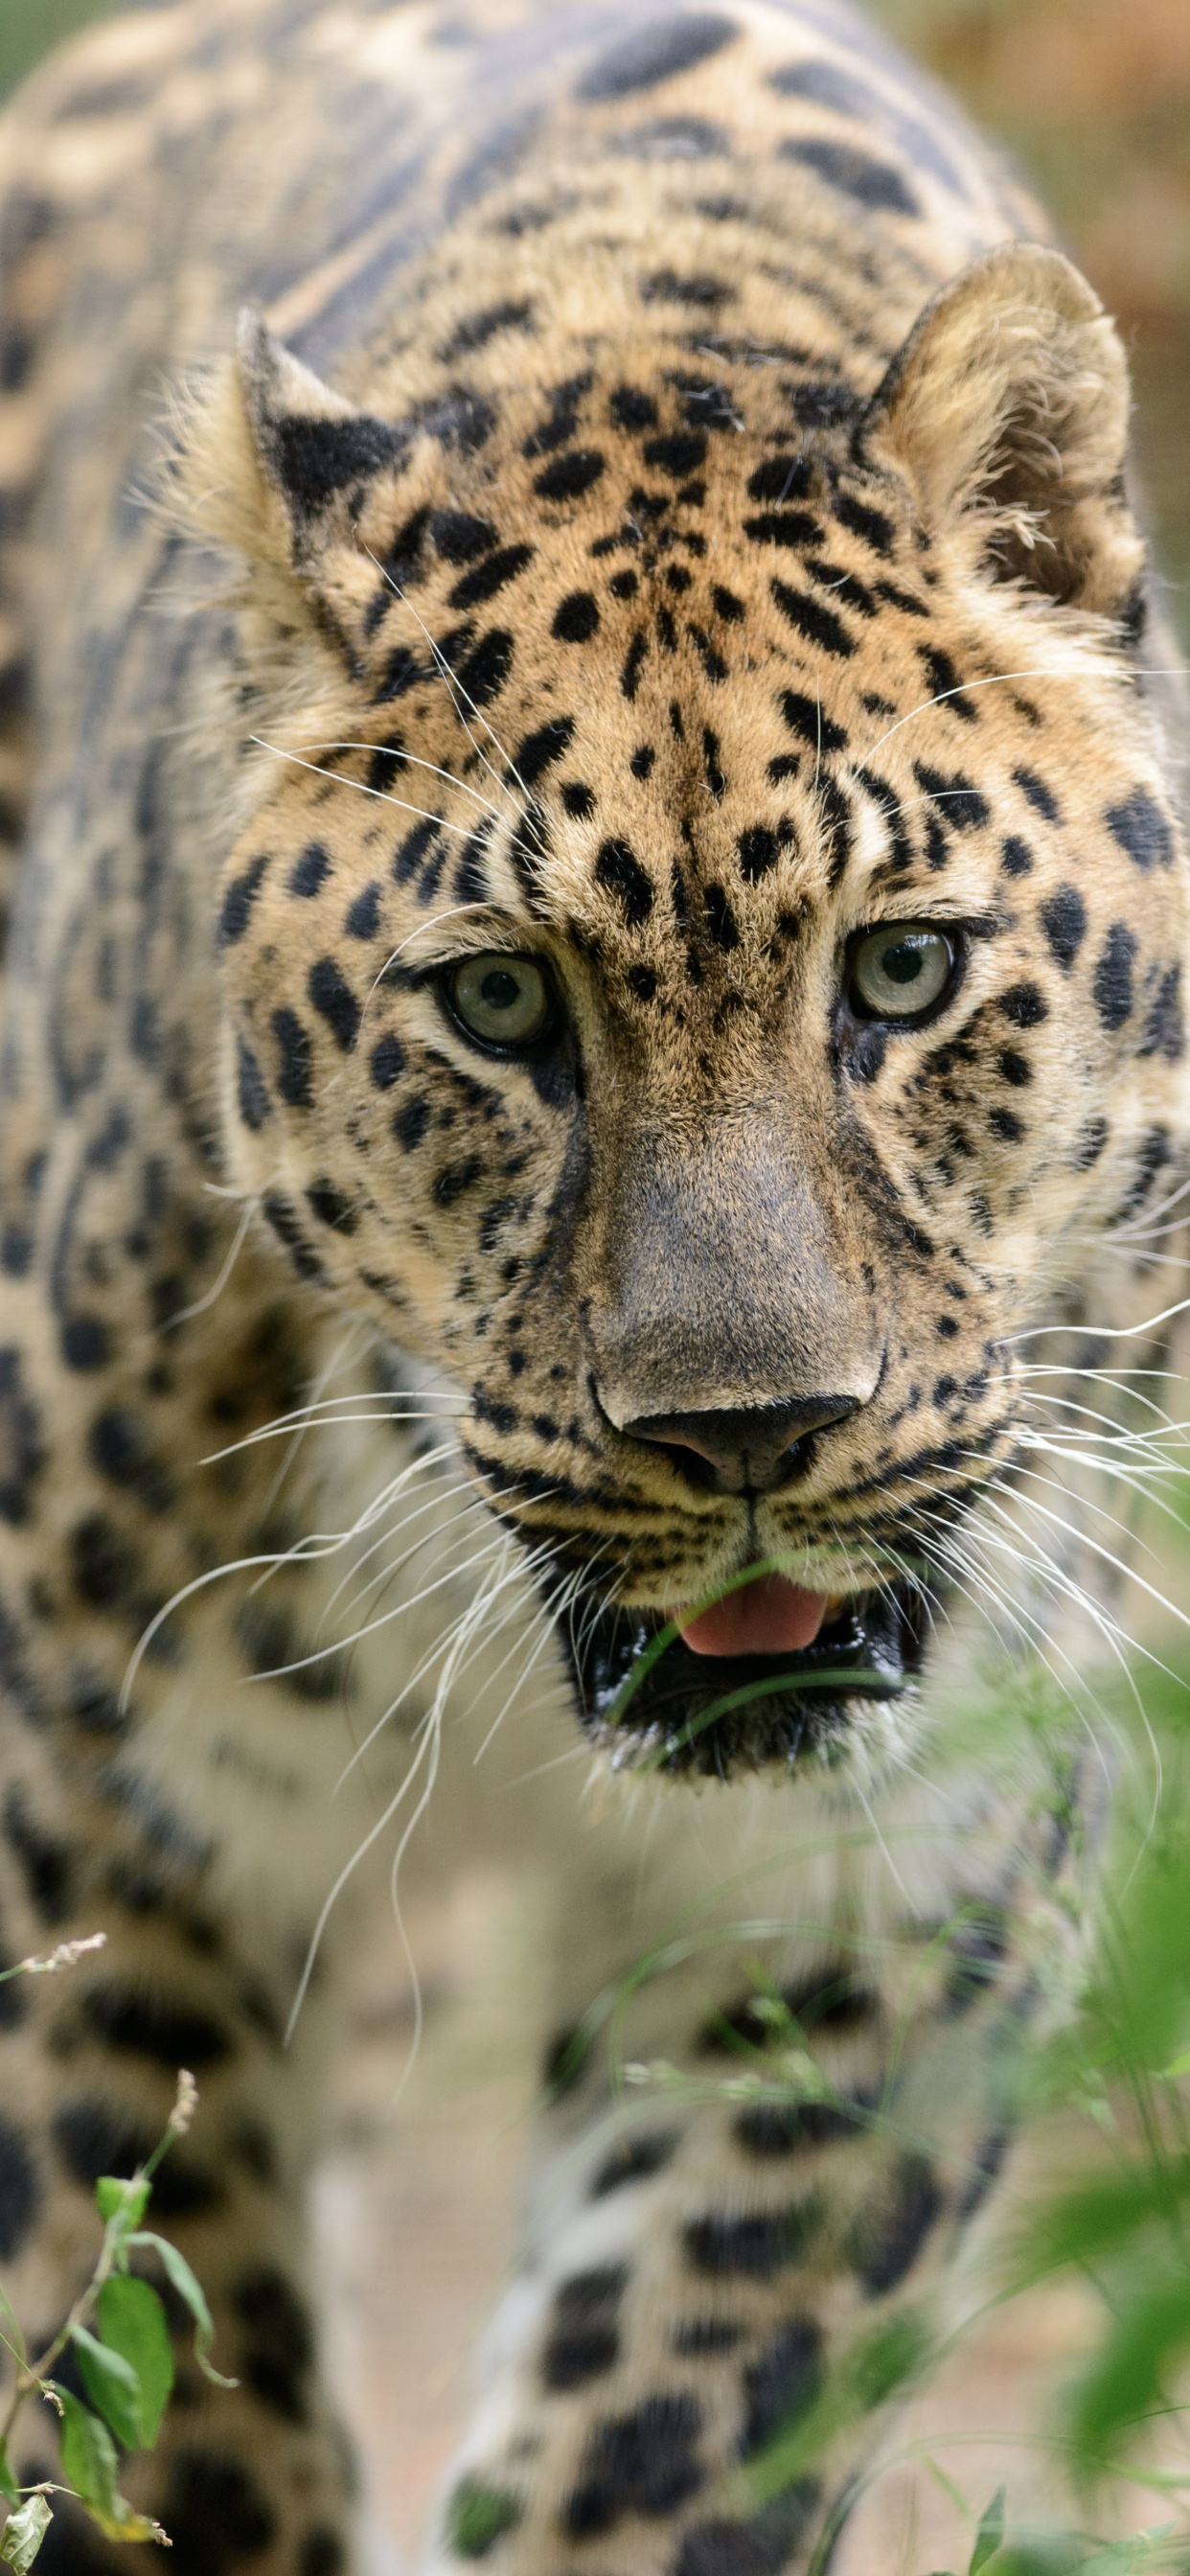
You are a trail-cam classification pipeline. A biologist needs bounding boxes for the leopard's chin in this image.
[556,1579,930,1779]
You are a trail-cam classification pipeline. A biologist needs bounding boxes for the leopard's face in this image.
[208,280,1188,1775]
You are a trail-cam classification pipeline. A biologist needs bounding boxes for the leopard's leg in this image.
[0,1237,503,2576]
[416,1754,1078,2576]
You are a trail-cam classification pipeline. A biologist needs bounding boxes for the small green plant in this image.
[0,1936,234,2569]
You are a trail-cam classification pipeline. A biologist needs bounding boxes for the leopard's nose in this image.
[617,1394,861,1496]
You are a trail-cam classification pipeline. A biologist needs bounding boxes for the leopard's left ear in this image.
[862,243,1145,622]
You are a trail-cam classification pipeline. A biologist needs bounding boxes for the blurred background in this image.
[3,7,1189,2571]
[3,0,1188,636]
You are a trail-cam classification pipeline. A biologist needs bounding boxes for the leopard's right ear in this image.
[172,310,410,589]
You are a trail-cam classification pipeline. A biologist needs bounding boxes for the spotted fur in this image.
[0,3,1187,2570]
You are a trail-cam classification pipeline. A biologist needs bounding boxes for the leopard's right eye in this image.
[446,952,556,1052]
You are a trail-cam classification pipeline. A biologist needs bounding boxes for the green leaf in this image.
[0,2494,53,2572]
[0,2453,18,2511]
[126,2236,237,2387]
[94,2177,149,2234]
[971,2489,1007,2576]
[52,2392,159,2546]
[70,2328,142,2452]
[97,2278,173,2448]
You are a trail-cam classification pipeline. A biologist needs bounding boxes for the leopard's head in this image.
[186,241,1189,1779]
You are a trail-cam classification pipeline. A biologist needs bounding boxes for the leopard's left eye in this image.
[447,952,556,1051]
[848,923,959,1024]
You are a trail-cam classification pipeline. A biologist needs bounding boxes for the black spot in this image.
[393,818,440,886]
[448,542,535,611]
[744,509,820,548]
[675,2486,821,2576]
[309,957,361,1051]
[553,590,601,643]
[456,628,515,707]
[1000,835,1033,879]
[54,2100,218,2218]
[561,781,596,819]
[262,1193,326,1284]
[944,1910,1008,2013]
[512,717,576,785]
[1117,1123,1172,1220]
[685,2203,818,2278]
[1141,964,1184,1062]
[642,268,734,309]
[703,882,739,948]
[1039,886,1087,971]
[772,580,854,657]
[272,413,407,517]
[368,738,407,795]
[371,1030,404,1092]
[609,568,639,598]
[71,1511,134,1609]
[611,384,659,430]
[1106,786,1174,871]
[440,298,534,361]
[712,584,744,622]
[780,133,918,213]
[734,2099,864,2157]
[535,450,606,502]
[81,1984,233,2068]
[779,691,846,753]
[740,2319,824,2456]
[834,490,895,555]
[0,1348,43,1526]
[541,2264,627,2390]
[563,2392,704,2537]
[237,1034,271,1131]
[61,1316,109,1371]
[913,762,989,834]
[233,2266,314,2426]
[272,1007,313,1107]
[702,727,726,798]
[1073,1116,1109,1170]
[431,510,497,565]
[345,881,382,941]
[288,841,332,898]
[738,825,777,882]
[997,982,1048,1029]
[590,2130,678,2196]
[919,645,976,721]
[621,631,650,699]
[307,1179,357,1234]
[644,430,708,478]
[163,2449,278,2576]
[578,13,740,101]
[688,622,726,681]
[748,453,813,504]
[433,1157,483,1209]
[4,1784,73,1923]
[630,744,656,780]
[595,837,654,926]
[997,1048,1031,1088]
[217,854,269,947]
[1014,766,1062,822]
[393,1095,430,1153]
[0,2112,38,2261]
[1092,922,1137,1033]
[854,2154,942,2295]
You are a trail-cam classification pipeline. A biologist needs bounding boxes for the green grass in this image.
[0,0,115,94]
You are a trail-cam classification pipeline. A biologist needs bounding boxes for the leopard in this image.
[0,2,1188,2572]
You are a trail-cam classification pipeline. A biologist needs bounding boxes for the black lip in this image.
[554,1580,928,1778]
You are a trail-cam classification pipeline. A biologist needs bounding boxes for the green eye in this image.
[849,923,957,1023]
[448,952,555,1049]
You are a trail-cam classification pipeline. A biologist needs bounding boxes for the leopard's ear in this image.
[172,310,408,582]
[862,243,1144,621]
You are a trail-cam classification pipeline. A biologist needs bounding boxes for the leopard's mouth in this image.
[555,1578,930,1778]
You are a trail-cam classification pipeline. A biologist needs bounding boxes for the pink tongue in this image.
[677,1575,828,1659]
